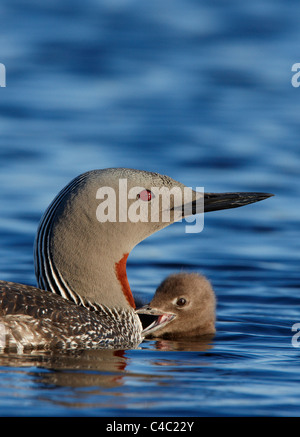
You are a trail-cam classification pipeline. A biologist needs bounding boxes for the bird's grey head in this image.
[34,168,273,311]
[34,168,197,309]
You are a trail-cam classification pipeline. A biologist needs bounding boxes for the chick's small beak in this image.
[136,305,176,336]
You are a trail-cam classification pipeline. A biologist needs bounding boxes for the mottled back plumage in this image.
[0,281,142,352]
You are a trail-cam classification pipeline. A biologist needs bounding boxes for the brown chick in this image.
[139,273,216,339]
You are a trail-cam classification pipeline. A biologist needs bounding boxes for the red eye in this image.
[137,189,152,202]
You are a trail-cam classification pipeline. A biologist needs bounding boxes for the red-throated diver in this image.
[0,168,273,351]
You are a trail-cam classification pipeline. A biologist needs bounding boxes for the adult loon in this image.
[0,168,272,351]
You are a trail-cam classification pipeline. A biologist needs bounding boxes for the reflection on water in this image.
[0,336,215,382]
[0,338,215,413]
[0,349,128,388]
[148,336,215,352]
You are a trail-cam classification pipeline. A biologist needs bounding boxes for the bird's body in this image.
[0,168,273,351]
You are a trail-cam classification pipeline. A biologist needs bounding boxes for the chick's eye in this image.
[176,297,186,307]
[137,189,152,202]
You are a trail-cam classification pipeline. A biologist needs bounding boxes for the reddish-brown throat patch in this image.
[115,253,135,308]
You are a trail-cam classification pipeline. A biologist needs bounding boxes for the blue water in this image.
[0,0,300,417]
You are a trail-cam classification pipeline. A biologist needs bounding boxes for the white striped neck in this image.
[34,172,136,311]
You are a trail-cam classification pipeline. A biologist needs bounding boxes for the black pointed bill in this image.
[202,192,274,213]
